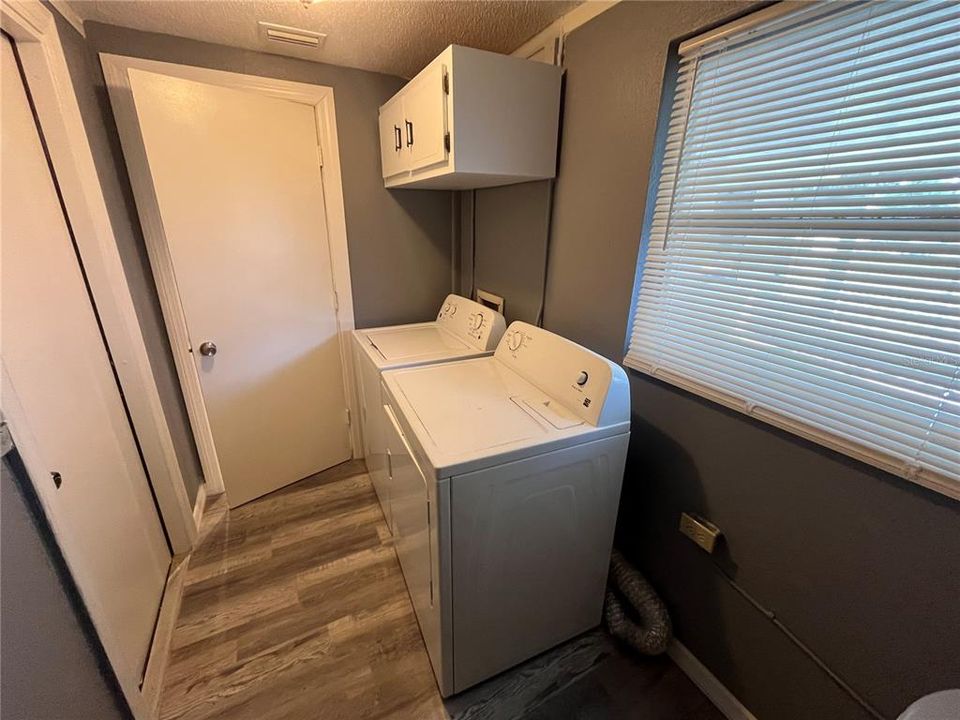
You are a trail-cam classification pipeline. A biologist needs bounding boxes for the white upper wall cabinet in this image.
[379,45,562,190]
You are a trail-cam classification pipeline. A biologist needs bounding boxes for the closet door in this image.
[1,35,170,680]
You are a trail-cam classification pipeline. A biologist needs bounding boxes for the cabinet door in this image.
[402,61,448,172]
[378,99,405,179]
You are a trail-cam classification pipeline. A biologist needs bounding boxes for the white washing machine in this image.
[352,294,505,532]
[380,321,630,696]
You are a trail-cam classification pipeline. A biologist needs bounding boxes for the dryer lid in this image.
[388,358,584,461]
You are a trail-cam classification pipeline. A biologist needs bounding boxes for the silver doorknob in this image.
[198,341,217,357]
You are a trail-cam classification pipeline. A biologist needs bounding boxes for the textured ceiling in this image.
[67,0,580,78]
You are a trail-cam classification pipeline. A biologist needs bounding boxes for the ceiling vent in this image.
[257,22,327,50]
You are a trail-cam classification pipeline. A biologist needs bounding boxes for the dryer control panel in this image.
[436,294,506,351]
[495,322,629,427]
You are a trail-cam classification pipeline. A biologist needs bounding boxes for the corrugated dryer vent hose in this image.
[604,548,672,656]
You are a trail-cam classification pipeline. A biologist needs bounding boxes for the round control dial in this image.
[470,313,484,331]
[507,332,523,351]
[576,371,589,386]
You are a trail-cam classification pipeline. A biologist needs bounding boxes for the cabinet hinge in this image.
[316,142,324,168]
[344,407,351,426]
[333,290,339,311]
[442,71,449,95]
[444,132,451,153]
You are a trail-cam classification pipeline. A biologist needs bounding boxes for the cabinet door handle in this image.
[405,120,414,147]
[393,125,401,151]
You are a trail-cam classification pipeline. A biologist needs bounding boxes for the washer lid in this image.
[365,325,470,362]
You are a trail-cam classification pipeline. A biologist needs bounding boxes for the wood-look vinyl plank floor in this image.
[159,460,724,720]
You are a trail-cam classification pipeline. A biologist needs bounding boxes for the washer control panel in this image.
[495,321,629,427]
[505,327,527,352]
[436,294,506,350]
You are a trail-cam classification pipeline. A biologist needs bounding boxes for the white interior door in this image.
[0,35,170,679]
[128,70,351,507]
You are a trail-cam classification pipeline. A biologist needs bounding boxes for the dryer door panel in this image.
[353,339,391,530]
[449,434,628,692]
[383,404,443,677]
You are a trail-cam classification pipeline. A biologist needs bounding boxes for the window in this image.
[626,0,960,497]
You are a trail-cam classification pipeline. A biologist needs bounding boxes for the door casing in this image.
[101,54,360,496]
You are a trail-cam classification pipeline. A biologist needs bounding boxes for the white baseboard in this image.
[192,482,207,532]
[140,553,188,715]
[668,639,758,720]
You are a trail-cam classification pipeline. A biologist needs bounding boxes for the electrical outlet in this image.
[679,512,721,553]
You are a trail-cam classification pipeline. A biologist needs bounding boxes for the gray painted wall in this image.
[1,451,129,720]
[52,17,454,504]
[467,181,553,325]
[462,2,960,719]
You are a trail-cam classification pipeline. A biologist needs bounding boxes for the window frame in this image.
[625,0,960,500]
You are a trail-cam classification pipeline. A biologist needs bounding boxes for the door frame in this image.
[0,3,197,551]
[100,55,361,496]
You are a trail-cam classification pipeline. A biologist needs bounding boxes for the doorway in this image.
[102,57,360,508]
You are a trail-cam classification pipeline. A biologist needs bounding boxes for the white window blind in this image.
[626,0,960,498]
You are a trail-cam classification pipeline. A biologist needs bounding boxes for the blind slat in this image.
[682,102,959,153]
[634,334,940,448]
[633,291,960,363]
[640,261,958,314]
[639,269,960,334]
[664,154,960,185]
[672,190,960,206]
[633,325,951,433]
[657,167,960,194]
[642,253,959,296]
[641,257,955,303]
[669,89,960,154]
[681,118,960,166]
[689,46,960,130]
[693,8,959,102]
[683,74,959,138]
[689,1,953,68]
